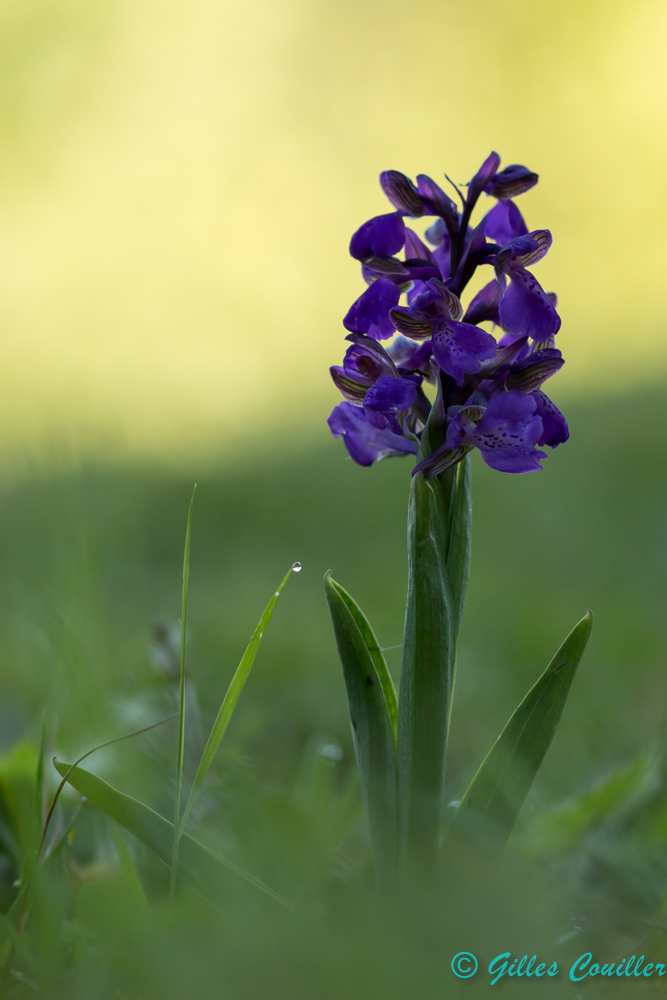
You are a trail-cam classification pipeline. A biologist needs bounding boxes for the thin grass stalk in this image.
[178,563,298,838]
[170,484,197,899]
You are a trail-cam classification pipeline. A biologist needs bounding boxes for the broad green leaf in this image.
[54,761,291,909]
[325,572,397,890]
[447,611,593,853]
[397,472,455,873]
[326,576,397,744]
[180,564,297,834]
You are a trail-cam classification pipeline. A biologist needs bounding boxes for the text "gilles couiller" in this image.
[450,951,667,983]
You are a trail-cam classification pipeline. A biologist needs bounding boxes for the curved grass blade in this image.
[171,483,197,897]
[325,576,397,743]
[447,611,593,854]
[53,761,292,909]
[325,571,397,890]
[398,472,455,875]
[179,563,299,835]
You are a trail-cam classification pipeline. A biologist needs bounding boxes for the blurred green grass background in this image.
[0,381,663,809]
[0,383,666,997]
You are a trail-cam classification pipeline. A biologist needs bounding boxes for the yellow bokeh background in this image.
[0,0,664,464]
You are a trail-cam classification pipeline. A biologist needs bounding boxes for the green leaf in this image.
[180,563,297,835]
[526,752,659,857]
[324,572,397,890]
[397,472,455,873]
[325,576,397,743]
[53,760,292,909]
[447,611,593,853]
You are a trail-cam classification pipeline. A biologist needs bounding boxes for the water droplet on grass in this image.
[292,561,302,572]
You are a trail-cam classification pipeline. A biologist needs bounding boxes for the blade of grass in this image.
[179,562,300,836]
[53,760,292,909]
[33,714,47,847]
[170,483,197,899]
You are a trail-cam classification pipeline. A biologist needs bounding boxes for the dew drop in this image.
[259,632,263,638]
[292,561,302,573]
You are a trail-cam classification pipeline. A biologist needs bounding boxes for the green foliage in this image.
[53,760,291,909]
[527,751,661,857]
[324,573,397,889]
[180,563,298,835]
[397,473,455,872]
[0,387,663,995]
[447,612,593,853]
[171,484,196,894]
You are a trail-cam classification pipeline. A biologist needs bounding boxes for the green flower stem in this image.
[397,472,457,875]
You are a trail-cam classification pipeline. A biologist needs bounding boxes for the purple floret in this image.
[328,402,417,466]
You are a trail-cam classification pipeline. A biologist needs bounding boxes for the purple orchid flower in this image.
[363,375,419,434]
[331,153,569,475]
[447,390,546,474]
[391,279,497,385]
[328,402,417,466]
[495,231,561,342]
[330,334,420,435]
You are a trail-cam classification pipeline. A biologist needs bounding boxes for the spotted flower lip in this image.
[431,319,497,386]
[390,278,496,384]
[469,391,547,473]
